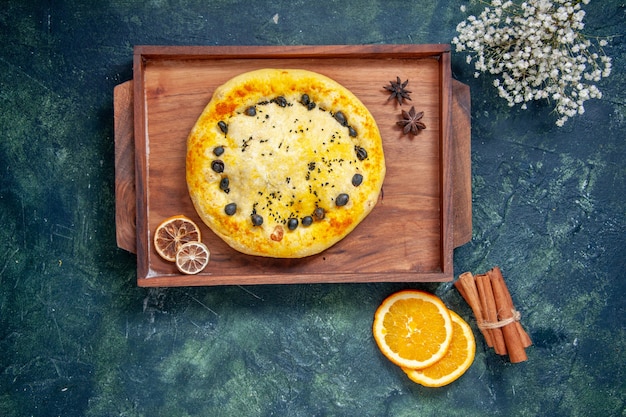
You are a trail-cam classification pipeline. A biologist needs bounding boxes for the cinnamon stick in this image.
[475,273,507,355]
[488,267,527,363]
[454,272,494,347]
[491,266,532,348]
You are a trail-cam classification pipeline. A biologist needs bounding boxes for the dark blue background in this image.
[1,1,624,416]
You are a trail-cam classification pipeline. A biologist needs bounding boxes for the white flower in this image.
[451,0,612,126]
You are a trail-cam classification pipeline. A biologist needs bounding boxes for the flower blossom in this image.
[452,0,612,126]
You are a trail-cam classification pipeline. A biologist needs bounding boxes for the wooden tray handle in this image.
[451,79,472,247]
[114,80,472,254]
[114,81,137,253]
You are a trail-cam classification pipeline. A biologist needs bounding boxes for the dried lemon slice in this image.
[175,241,210,275]
[153,215,201,262]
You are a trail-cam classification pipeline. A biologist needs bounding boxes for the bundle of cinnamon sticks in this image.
[454,266,532,363]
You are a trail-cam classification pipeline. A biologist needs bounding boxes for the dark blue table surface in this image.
[1,1,624,416]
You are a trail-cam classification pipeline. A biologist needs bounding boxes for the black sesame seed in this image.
[245,106,256,116]
[287,218,299,231]
[251,214,263,226]
[211,160,225,173]
[307,101,316,111]
[336,193,349,206]
[348,126,357,137]
[300,94,310,106]
[355,146,368,161]
[217,121,228,134]
[313,207,325,220]
[224,203,237,215]
[213,146,225,156]
[302,216,313,226]
[352,173,363,187]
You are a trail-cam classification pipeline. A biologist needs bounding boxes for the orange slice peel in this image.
[373,290,453,370]
[402,310,476,387]
[373,290,475,387]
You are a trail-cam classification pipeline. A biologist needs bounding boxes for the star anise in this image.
[397,106,426,135]
[383,76,412,105]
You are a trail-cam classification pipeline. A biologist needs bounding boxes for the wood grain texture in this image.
[451,79,472,247]
[438,51,454,281]
[114,45,472,286]
[114,81,136,253]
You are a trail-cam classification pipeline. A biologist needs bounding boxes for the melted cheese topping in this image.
[220,99,359,222]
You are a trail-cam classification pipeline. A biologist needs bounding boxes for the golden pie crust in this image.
[186,68,385,258]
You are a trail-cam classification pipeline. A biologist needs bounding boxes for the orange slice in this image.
[153,215,201,262]
[373,290,453,370]
[403,310,475,387]
[175,241,210,274]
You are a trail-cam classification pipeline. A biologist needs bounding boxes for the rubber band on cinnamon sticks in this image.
[454,266,532,363]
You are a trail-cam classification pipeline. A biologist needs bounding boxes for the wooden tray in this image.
[114,45,472,287]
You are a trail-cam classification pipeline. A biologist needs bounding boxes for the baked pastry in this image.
[186,68,385,258]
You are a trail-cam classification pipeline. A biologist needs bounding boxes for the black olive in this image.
[300,94,310,106]
[274,96,287,107]
[217,121,228,134]
[348,126,357,137]
[352,173,363,187]
[287,218,299,231]
[307,101,316,111]
[336,193,349,206]
[219,177,230,192]
[355,146,367,161]
[251,214,263,226]
[245,106,256,116]
[313,207,325,220]
[224,203,237,215]
[213,146,225,156]
[334,111,347,126]
[211,160,225,173]
[301,216,313,226]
